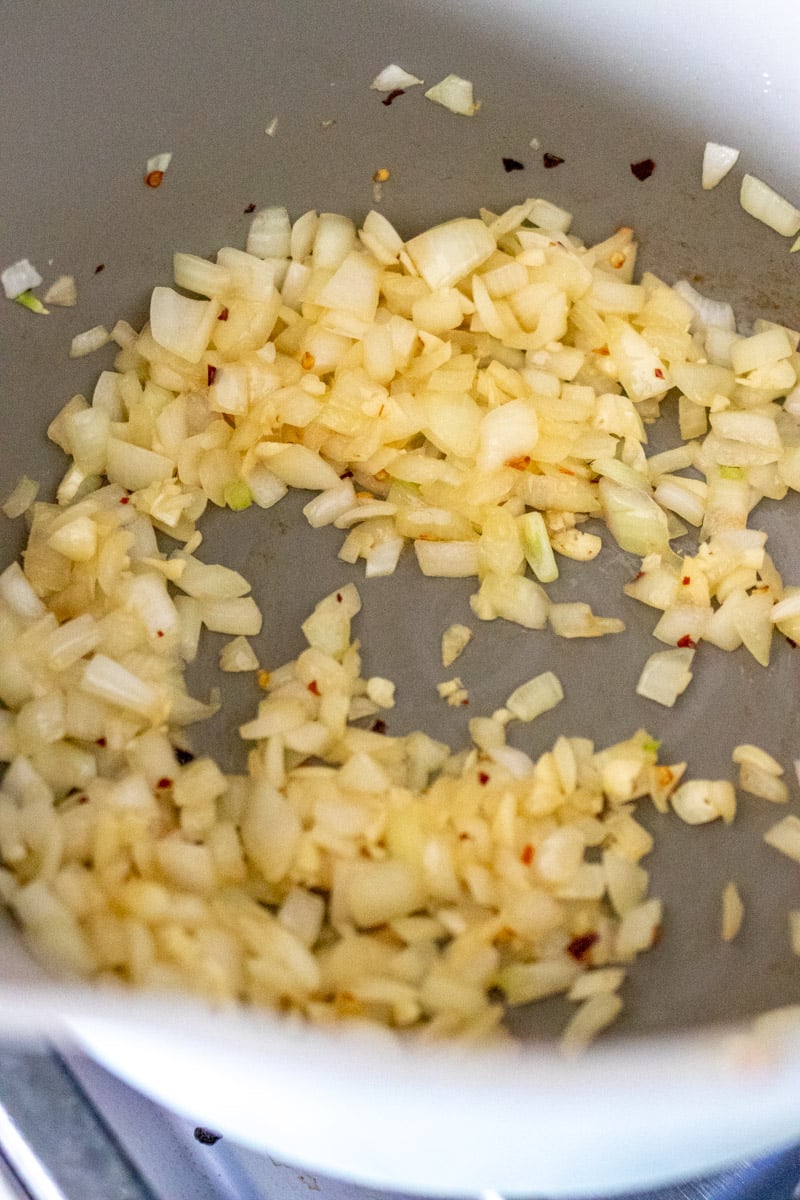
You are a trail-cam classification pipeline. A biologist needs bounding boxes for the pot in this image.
[2,1,800,1194]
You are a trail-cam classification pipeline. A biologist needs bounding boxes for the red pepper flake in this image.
[520,843,534,865]
[207,364,217,386]
[477,771,490,786]
[458,831,472,841]
[194,1128,222,1146]
[243,203,256,214]
[543,153,564,169]
[156,629,164,638]
[654,368,665,379]
[307,680,321,696]
[567,932,598,961]
[677,634,697,649]
[94,263,105,274]
[633,570,644,581]
[382,88,406,106]
[340,469,354,479]
[301,351,316,370]
[787,637,798,649]
[630,158,656,181]
[371,718,387,735]
[651,923,663,947]
[610,252,626,270]
[594,345,610,356]
[336,592,343,603]
[218,307,229,321]
[119,496,130,505]
[681,576,691,586]
[145,169,164,189]
[77,795,89,804]
[507,455,531,470]
[95,737,107,747]
[502,157,525,173]
[157,777,173,790]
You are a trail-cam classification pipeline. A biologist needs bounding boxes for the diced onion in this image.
[721,882,744,942]
[2,258,42,299]
[69,326,111,359]
[505,671,564,722]
[740,174,800,237]
[43,275,77,307]
[424,74,479,116]
[370,64,423,91]
[702,142,740,191]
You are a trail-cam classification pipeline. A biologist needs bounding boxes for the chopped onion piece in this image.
[702,142,740,190]
[1,476,39,519]
[2,258,42,299]
[219,636,259,673]
[789,912,800,956]
[740,174,800,237]
[560,992,623,1057]
[671,779,736,826]
[764,815,800,863]
[405,217,495,289]
[146,152,173,175]
[370,64,423,91]
[505,671,563,722]
[424,74,479,116]
[721,882,744,942]
[43,275,77,307]
[81,654,162,718]
[69,325,112,359]
[441,623,472,667]
[636,647,694,708]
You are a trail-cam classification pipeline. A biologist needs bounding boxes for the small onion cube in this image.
[740,174,800,237]
[764,815,800,863]
[370,64,423,91]
[721,882,744,942]
[69,326,111,359]
[702,142,740,191]
[636,647,695,707]
[424,74,479,116]
[1,258,42,299]
[43,275,77,307]
[505,671,564,722]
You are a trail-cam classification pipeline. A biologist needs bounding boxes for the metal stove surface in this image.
[0,1046,798,1200]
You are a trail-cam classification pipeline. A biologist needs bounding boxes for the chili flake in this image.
[630,158,656,181]
[502,157,525,173]
[244,203,256,214]
[145,170,164,189]
[677,634,696,649]
[382,88,405,106]
[567,931,599,961]
[520,844,534,865]
[543,153,564,169]
[218,307,229,321]
[307,680,321,696]
[207,364,217,386]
